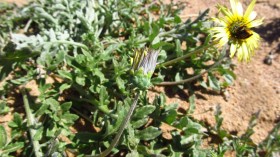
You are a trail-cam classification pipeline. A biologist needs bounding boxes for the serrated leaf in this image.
[133,105,156,119]
[0,125,7,148]
[135,126,161,140]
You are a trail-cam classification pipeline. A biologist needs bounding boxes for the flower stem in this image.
[90,92,140,157]
[21,88,43,157]
[156,49,225,86]
[156,41,218,68]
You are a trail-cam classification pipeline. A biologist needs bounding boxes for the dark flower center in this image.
[229,21,252,40]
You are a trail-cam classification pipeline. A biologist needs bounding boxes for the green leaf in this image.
[132,117,149,129]
[104,101,126,136]
[187,94,196,114]
[174,15,182,23]
[33,127,43,141]
[93,68,107,83]
[208,74,220,91]
[135,126,161,140]
[133,105,156,119]
[74,132,102,143]
[175,39,183,57]
[151,35,160,47]
[116,76,126,93]
[99,86,109,106]
[8,121,18,128]
[61,102,72,112]
[162,109,177,124]
[59,83,71,93]
[45,98,60,112]
[12,113,22,128]
[0,125,7,148]
[57,70,72,81]
[35,103,49,116]
[2,142,24,154]
[75,76,86,86]
[151,76,163,84]
[0,101,9,115]
[149,23,160,42]
[126,150,139,157]
[61,113,79,125]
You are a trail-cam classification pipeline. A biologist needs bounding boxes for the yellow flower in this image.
[211,0,263,62]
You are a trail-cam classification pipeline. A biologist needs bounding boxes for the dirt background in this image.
[167,0,280,144]
[1,0,279,148]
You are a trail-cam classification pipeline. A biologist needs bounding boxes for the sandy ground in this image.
[1,0,280,147]
[159,0,280,144]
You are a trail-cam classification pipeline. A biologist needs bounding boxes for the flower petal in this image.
[248,19,263,28]
[230,43,237,57]
[236,2,244,16]
[244,0,256,18]
[248,11,257,21]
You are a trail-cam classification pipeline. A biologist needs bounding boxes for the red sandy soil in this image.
[157,0,280,144]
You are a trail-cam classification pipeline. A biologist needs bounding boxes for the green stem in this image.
[156,49,225,86]
[134,9,209,46]
[47,40,89,51]
[90,92,140,157]
[21,89,43,157]
[156,41,218,68]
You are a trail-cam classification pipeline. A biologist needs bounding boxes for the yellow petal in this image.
[230,43,237,57]
[230,0,237,14]
[244,0,256,18]
[219,36,229,46]
[236,45,244,61]
[248,11,257,21]
[236,2,244,16]
[242,42,249,61]
[248,19,263,28]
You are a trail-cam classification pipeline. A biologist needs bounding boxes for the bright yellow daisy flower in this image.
[211,0,263,62]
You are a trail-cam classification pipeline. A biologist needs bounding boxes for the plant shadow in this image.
[255,18,280,52]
